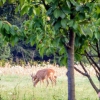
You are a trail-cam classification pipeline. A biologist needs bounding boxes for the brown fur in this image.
[31,69,57,87]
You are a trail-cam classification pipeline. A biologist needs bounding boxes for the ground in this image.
[0,64,99,100]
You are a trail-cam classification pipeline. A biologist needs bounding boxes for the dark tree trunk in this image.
[43,1,76,99]
[67,50,75,100]
[65,29,75,100]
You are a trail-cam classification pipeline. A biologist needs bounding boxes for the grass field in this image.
[0,66,99,100]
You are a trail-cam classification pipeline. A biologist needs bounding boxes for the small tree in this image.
[0,36,11,60]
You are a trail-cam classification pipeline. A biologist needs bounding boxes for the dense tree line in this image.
[0,2,54,64]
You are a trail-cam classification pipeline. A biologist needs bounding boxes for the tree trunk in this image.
[65,29,75,100]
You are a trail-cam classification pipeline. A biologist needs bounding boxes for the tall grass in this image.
[0,74,98,100]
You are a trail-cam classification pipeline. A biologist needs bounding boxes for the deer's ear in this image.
[30,73,33,77]
[31,73,35,77]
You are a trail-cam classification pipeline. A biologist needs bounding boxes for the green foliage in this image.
[0,43,10,60]
[0,0,100,66]
[61,19,67,28]
[18,0,98,65]
[0,21,24,46]
[0,35,11,61]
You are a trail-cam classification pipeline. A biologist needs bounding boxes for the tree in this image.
[74,17,100,96]
[74,41,100,97]
[0,1,53,64]
[0,35,11,60]
[19,1,98,100]
[0,0,100,100]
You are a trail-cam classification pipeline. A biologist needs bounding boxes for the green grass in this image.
[0,74,99,100]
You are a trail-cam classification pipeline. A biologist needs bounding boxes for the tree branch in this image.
[85,53,100,79]
[80,62,99,94]
[74,67,88,76]
[96,41,100,58]
[87,74,99,94]
[64,43,72,49]
[80,61,88,73]
[85,50,100,71]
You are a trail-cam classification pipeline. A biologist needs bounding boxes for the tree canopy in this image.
[1,0,100,64]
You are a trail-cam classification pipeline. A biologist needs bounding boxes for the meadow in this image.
[0,65,99,100]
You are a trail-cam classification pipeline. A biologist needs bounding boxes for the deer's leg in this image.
[50,75,57,86]
[39,78,44,87]
[49,77,53,86]
[53,76,56,85]
[45,76,49,87]
[34,79,39,87]
[46,79,49,87]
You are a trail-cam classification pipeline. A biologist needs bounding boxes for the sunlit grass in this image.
[75,76,98,100]
[0,74,98,100]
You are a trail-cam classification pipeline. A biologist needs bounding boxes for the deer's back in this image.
[35,68,55,79]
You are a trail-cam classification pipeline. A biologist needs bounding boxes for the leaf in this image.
[95,6,100,14]
[30,36,36,46]
[78,25,85,35]
[62,6,71,14]
[94,33,100,39]
[75,53,81,61]
[66,1,71,8]
[19,0,25,6]
[79,20,89,24]
[46,48,52,56]
[73,22,78,30]
[2,0,6,4]
[0,1,3,6]
[35,7,40,15]
[3,23,10,32]
[79,13,85,20]
[39,45,45,57]
[30,41,35,46]
[54,8,65,18]
[10,36,19,46]
[0,21,2,30]
[54,20,61,30]
[40,5,45,13]
[36,34,43,41]
[60,56,67,66]
[10,26,15,36]
[59,46,65,55]
[84,28,93,38]
[61,19,67,28]
[52,38,60,48]
[47,8,53,15]
[68,20,74,27]
[53,9,62,18]
[28,6,33,15]
[76,5,83,11]
[69,0,78,6]
[21,3,29,15]
[60,13,65,19]
[46,0,53,3]
[27,0,30,3]
[14,37,19,43]
[8,0,16,3]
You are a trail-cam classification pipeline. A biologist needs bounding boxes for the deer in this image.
[31,68,57,87]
